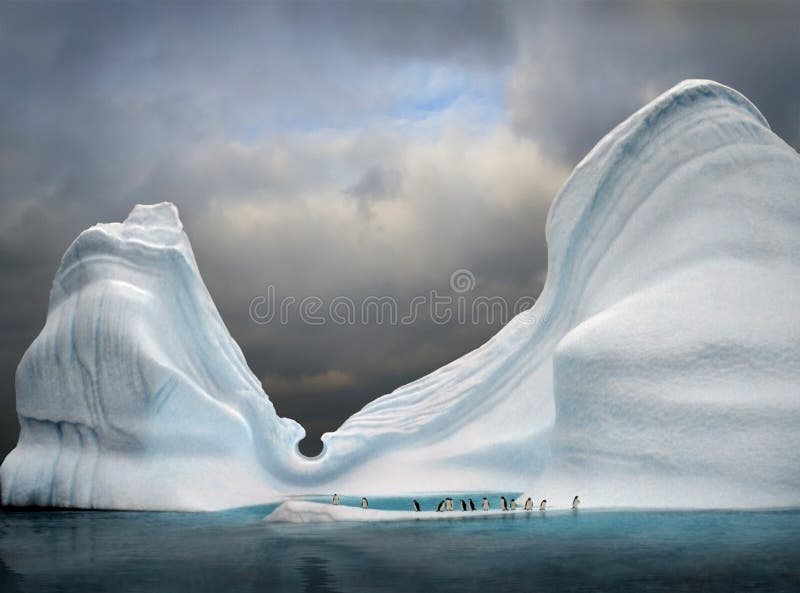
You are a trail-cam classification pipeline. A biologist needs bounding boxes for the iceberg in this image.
[2,80,799,510]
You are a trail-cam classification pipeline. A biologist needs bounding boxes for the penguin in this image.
[413,499,421,512]
[332,493,340,506]
[437,500,445,512]
[460,499,467,511]
[524,497,533,511]
[539,499,547,511]
[469,498,476,511]
[501,496,508,511]
[361,497,369,509]
[510,499,517,511]
[482,497,490,511]
[446,498,454,512]
[572,495,580,510]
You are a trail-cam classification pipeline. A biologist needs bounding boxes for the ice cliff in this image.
[2,80,799,510]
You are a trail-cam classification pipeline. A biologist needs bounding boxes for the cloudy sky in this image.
[1,1,798,458]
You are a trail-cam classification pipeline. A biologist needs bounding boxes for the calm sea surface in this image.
[1,496,799,593]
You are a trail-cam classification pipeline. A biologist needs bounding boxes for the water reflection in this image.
[298,556,336,593]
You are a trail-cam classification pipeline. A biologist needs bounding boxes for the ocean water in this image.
[1,497,799,593]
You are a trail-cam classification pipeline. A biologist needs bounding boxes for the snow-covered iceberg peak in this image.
[2,80,799,511]
[1,202,305,510]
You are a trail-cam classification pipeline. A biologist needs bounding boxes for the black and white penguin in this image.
[413,499,421,512]
[501,496,508,511]
[572,495,580,510]
[460,499,467,511]
[539,499,547,511]
[482,497,490,511]
[524,497,533,511]
[469,498,476,511]
[361,497,369,509]
[446,498,454,511]
[332,493,340,506]
[510,499,517,511]
[437,500,445,512]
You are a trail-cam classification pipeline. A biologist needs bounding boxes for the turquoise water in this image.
[1,499,799,592]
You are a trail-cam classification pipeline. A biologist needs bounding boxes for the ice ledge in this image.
[264,500,548,523]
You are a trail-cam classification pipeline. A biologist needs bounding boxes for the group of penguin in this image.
[331,493,580,512]
[426,495,579,513]
[331,494,374,509]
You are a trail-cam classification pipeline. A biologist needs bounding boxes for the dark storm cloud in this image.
[346,164,403,218]
[508,1,800,161]
[280,0,514,67]
[347,165,402,200]
[0,1,797,458]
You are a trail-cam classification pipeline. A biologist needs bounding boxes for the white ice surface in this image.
[2,80,799,510]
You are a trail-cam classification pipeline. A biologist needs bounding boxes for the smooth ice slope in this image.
[531,80,800,508]
[2,80,799,510]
